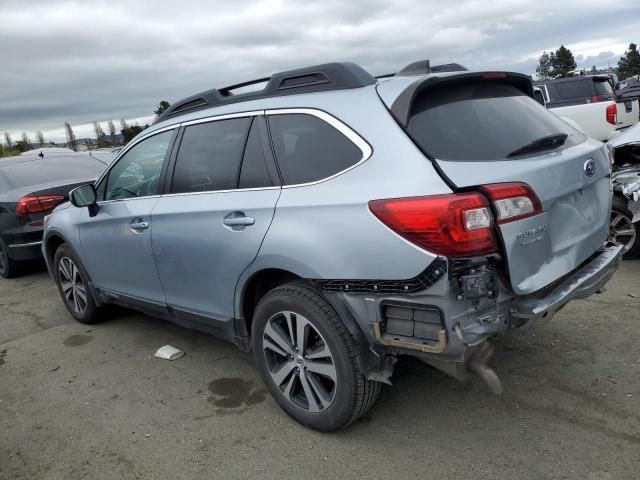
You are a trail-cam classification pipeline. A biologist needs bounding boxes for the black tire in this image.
[251,281,381,432]
[53,243,102,324]
[611,196,640,260]
[0,239,20,279]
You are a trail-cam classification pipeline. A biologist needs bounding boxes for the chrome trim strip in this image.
[181,110,264,127]
[265,108,373,189]
[160,186,280,199]
[97,195,162,206]
[8,241,43,249]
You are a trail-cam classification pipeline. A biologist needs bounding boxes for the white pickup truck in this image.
[534,75,639,141]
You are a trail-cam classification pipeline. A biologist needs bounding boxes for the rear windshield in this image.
[406,82,585,161]
[593,78,614,98]
[0,156,104,190]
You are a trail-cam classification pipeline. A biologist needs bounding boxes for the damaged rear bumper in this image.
[510,245,623,325]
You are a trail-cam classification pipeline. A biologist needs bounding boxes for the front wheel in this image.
[610,196,640,260]
[251,281,381,432]
[53,244,102,324]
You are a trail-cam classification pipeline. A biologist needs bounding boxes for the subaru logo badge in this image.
[584,159,596,177]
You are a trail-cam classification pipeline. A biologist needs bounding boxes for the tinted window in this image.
[239,119,277,189]
[0,156,104,191]
[407,83,585,161]
[172,118,251,193]
[555,80,590,100]
[105,130,173,200]
[268,114,362,185]
[593,78,614,98]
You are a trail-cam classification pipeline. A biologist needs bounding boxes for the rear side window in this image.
[172,118,252,193]
[555,80,590,100]
[406,83,585,161]
[268,114,362,185]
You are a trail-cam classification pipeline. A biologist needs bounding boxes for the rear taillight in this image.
[368,193,498,258]
[369,183,543,257]
[480,183,542,224]
[16,195,65,216]
[606,104,617,125]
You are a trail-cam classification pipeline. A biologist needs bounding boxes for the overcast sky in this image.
[1,0,639,143]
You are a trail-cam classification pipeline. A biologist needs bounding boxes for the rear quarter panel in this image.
[253,87,452,281]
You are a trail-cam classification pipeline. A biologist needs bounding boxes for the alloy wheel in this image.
[262,311,337,413]
[609,211,637,253]
[58,256,87,314]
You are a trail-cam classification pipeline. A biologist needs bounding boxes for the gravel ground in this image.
[1,261,639,479]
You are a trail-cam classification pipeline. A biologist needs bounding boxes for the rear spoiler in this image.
[390,71,535,127]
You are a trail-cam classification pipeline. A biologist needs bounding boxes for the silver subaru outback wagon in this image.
[43,60,622,431]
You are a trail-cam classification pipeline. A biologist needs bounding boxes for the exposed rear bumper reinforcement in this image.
[511,245,623,325]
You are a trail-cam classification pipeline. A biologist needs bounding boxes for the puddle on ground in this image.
[207,377,267,412]
[63,335,93,347]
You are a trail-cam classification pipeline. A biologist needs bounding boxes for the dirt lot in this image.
[1,261,639,480]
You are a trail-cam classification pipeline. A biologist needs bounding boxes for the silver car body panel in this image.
[43,70,620,372]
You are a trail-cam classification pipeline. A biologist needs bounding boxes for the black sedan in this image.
[0,152,107,278]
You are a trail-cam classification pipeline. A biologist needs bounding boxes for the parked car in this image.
[21,147,74,156]
[616,75,640,101]
[43,60,622,431]
[534,75,639,141]
[608,121,640,258]
[0,153,107,278]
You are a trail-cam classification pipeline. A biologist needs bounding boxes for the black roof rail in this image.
[155,62,376,123]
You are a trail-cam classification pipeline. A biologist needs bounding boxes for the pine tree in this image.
[617,43,640,80]
[551,45,577,78]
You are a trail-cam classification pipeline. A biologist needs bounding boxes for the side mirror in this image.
[70,184,99,217]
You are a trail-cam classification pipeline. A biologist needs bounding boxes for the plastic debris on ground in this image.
[154,345,185,361]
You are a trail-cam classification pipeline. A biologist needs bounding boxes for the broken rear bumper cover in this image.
[331,245,623,361]
[510,244,623,325]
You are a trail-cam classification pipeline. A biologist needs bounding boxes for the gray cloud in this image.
[1,0,638,141]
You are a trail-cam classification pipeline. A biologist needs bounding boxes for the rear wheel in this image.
[251,281,381,432]
[53,244,102,323]
[610,196,640,260]
[0,239,20,279]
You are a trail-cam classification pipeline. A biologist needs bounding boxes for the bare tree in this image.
[21,132,31,150]
[93,121,107,147]
[4,132,13,148]
[120,118,128,131]
[65,122,78,151]
[107,120,117,146]
[36,130,45,147]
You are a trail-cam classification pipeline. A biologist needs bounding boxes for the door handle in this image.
[223,216,255,227]
[130,220,149,231]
